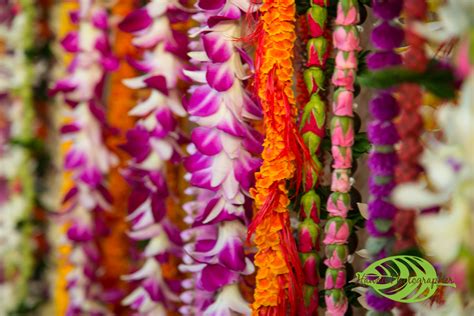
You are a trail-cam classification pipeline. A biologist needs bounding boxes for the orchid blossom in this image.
[179,0,262,314]
[51,1,118,314]
[118,0,189,314]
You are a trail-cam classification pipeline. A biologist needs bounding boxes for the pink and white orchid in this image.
[118,0,189,314]
[178,0,262,314]
[51,1,118,314]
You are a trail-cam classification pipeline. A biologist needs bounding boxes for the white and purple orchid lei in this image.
[178,0,262,314]
[51,1,118,314]
[118,1,189,314]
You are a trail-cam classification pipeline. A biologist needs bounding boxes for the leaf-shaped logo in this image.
[355,255,456,303]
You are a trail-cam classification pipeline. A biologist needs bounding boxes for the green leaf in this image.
[357,50,371,76]
[358,61,457,99]
[320,131,331,152]
[358,0,371,6]
[353,132,371,159]
[296,0,310,15]
[358,67,420,88]
[469,30,474,64]
[325,57,335,79]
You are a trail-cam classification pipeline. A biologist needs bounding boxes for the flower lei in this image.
[323,1,360,315]
[179,0,261,314]
[118,1,188,313]
[297,0,329,313]
[99,0,138,310]
[0,1,35,311]
[364,0,403,312]
[391,0,474,311]
[394,0,428,252]
[51,1,118,313]
[52,2,79,313]
[248,0,306,314]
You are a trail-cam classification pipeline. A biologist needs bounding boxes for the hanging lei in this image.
[393,0,428,252]
[179,0,262,314]
[118,0,188,313]
[393,3,429,312]
[50,0,118,314]
[323,0,360,315]
[248,0,309,314]
[297,0,329,314]
[52,2,79,313]
[0,0,36,312]
[99,0,138,310]
[364,0,404,313]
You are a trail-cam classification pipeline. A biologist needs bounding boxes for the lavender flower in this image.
[364,0,403,313]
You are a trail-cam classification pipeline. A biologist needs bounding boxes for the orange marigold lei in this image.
[248,0,305,314]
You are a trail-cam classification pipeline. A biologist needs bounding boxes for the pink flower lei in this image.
[323,0,360,315]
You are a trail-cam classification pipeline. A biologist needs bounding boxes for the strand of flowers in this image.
[393,2,429,314]
[297,0,329,313]
[248,0,308,314]
[323,1,360,315]
[393,0,428,253]
[117,1,188,313]
[51,1,118,314]
[390,1,474,312]
[14,0,36,307]
[178,0,262,314]
[392,2,474,310]
[0,1,36,312]
[99,0,138,310]
[52,2,79,313]
[364,0,404,313]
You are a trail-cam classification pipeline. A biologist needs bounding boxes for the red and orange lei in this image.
[249,0,305,314]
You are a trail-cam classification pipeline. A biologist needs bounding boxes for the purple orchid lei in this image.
[178,0,263,314]
[365,0,404,313]
[118,0,189,314]
[51,1,118,314]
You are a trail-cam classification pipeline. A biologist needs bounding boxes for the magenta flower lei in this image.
[178,0,262,314]
[323,0,360,315]
[118,1,189,314]
[51,1,118,314]
[365,0,403,312]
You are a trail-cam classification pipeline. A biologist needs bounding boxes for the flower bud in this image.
[307,37,329,67]
[307,5,327,37]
